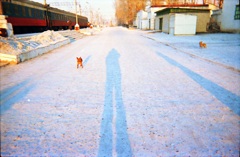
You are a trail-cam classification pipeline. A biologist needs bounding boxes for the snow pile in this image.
[30,30,66,45]
[0,36,40,55]
[0,31,67,55]
[0,37,26,55]
[80,27,102,35]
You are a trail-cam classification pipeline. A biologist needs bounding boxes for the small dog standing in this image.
[76,57,83,68]
[199,41,207,48]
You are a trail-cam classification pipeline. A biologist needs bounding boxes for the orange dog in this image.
[199,41,207,48]
[76,57,83,68]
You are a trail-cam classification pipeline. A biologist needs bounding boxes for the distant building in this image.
[154,8,211,34]
[146,7,164,30]
[211,0,240,32]
[136,10,148,30]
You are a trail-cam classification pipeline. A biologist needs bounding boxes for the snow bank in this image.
[80,27,102,35]
[0,31,70,63]
[30,30,67,45]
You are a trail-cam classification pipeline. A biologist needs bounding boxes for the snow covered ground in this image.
[0,27,239,156]
[144,31,240,71]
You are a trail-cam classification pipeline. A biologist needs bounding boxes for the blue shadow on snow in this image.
[98,49,132,157]
[156,52,240,116]
[0,79,35,115]
[83,55,91,67]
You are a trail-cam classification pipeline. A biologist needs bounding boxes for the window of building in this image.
[234,5,240,20]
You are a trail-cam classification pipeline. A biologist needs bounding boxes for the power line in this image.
[48,2,76,6]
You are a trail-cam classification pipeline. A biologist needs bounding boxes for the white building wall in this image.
[154,14,169,33]
[220,0,240,32]
[147,7,163,30]
[162,15,169,33]
[141,20,149,30]
[155,18,160,30]
[169,15,175,34]
[136,10,148,29]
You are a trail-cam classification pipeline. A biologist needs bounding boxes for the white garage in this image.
[155,8,210,34]
[169,14,197,35]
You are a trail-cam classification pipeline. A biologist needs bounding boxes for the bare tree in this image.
[115,0,222,25]
[115,0,128,25]
[115,0,147,25]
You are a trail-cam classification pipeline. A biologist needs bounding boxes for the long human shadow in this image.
[156,52,240,116]
[98,49,132,157]
[0,79,35,114]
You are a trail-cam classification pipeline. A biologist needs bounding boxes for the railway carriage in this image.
[48,7,88,31]
[0,0,88,34]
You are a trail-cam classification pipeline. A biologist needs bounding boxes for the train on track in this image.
[0,0,89,35]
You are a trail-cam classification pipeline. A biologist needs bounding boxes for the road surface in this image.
[1,27,239,156]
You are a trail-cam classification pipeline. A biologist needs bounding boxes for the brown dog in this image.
[199,41,207,48]
[76,57,83,68]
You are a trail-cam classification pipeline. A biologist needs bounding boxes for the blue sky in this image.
[31,0,115,20]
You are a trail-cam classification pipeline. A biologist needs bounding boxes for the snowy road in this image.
[1,27,239,156]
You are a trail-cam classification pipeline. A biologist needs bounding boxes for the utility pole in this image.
[75,0,79,30]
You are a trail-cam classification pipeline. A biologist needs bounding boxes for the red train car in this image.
[0,0,88,34]
[48,6,88,30]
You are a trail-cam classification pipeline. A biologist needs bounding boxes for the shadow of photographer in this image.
[98,49,132,157]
